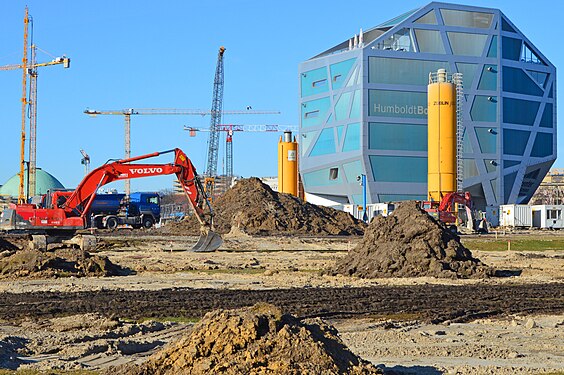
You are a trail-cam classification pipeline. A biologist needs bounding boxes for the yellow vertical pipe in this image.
[278,131,298,196]
[428,71,456,202]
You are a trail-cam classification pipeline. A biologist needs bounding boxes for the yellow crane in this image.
[84,108,280,196]
[0,7,70,203]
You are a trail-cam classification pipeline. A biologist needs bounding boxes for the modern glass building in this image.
[298,2,556,210]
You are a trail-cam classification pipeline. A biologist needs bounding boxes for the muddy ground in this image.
[0,231,563,374]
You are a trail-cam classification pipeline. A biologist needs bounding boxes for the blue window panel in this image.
[330,58,356,90]
[531,132,553,158]
[414,10,437,24]
[342,160,363,184]
[501,17,516,33]
[484,160,497,173]
[526,70,548,87]
[490,178,498,199]
[370,155,427,183]
[368,57,448,85]
[346,66,359,88]
[548,83,553,98]
[326,112,333,124]
[369,90,428,119]
[369,122,427,151]
[440,9,493,28]
[503,129,530,156]
[336,125,344,145]
[377,9,419,28]
[343,123,361,152]
[540,104,553,128]
[487,35,497,57]
[309,128,335,156]
[301,130,317,156]
[502,37,522,61]
[455,63,478,89]
[335,92,352,121]
[447,32,488,56]
[303,167,342,188]
[379,194,427,202]
[504,160,520,169]
[302,97,331,128]
[470,96,497,122]
[463,129,473,153]
[414,29,445,54]
[504,171,517,201]
[503,98,540,126]
[463,159,479,179]
[475,127,497,153]
[350,90,361,119]
[503,67,543,96]
[301,67,328,97]
[478,64,497,91]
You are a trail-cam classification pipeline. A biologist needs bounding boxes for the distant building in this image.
[298,2,556,210]
[0,168,65,198]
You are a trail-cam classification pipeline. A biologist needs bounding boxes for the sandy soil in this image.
[0,231,562,374]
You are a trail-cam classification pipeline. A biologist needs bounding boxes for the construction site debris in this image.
[0,237,130,278]
[118,303,380,374]
[334,201,494,279]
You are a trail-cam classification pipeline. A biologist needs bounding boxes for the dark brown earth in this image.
[119,303,379,375]
[334,201,494,279]
[159,178,366,236]
[1,283,562,324]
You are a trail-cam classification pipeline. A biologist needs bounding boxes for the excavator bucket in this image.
[192,230,222,252]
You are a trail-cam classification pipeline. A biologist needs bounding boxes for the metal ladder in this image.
[453,73,464,192]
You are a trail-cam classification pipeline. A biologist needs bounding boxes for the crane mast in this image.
[18,7,30,204]
[205,46,226,179]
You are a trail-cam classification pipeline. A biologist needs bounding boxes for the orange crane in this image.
[185,124,299,183]
[84,108,280,195]
[0,7,70,203]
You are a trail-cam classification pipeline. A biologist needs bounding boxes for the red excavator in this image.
[422,191,474,231]
[0,148,222,252]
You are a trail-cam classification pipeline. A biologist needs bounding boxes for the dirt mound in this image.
[334,201,494,279]
[120,303,379,375]
[0,247,131,279]
[212,178,365,235]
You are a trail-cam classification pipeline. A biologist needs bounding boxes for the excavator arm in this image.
[61,148,221,252]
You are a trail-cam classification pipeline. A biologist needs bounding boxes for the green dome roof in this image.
[0,168,65,197]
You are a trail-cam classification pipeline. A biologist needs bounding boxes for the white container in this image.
[531,205,564,229]
[343,203,395,221]
[485,205,500,227]
[499,204,532,227]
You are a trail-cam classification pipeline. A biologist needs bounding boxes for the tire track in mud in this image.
[1,283,562,323]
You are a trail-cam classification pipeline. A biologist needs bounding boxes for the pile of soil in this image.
[159,178,365,236]
[0,247,130,278]
[214,178,365,235]
[333,201,494,279]
[120,303,379,375]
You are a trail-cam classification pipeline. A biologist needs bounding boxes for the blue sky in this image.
[0,0,561,193]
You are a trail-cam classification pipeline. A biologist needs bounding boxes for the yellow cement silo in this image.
[278,131,298,196]
[428,69,456,202]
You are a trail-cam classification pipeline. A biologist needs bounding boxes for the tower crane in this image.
[185,124,299,183]
[0,7,70,203]
[84,107,280,195]
[80,149,91,176]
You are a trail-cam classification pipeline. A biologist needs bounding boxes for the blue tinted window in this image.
[334,92,352,121]
[368,57,448,85]
[303,167,342,188]
[501,17,516,33]
[531,132,553,157]
[526,70,548,87]
[478,65,497,91]
[463,159,478,179]
[503,129,530,156]
[487,35,497,57]
[503,98,540,126]
[540,104,553,128]
[310,128,335,156]
[490,178,498,199]
[548,83,553,98]
[475,127,497,153]
[369,122,427,151]
[447,32,488,56]
[302,97,331,128]
[369,90,427,119]
[504,160,520,169]
[502,37,521,61]
[414,10,437,24]
[471,96,497,122]
[504,171,517,201]
[440,9,493,28]
[342,160,363,183]
[370,155,427,183]
[456,63,478,89]
[301,67,328,97]
[300,130,316,156]
[330,59,356,90]
[336,125,344,145]
[343,123,361,152]
[414,29,445,54]
[503,67,543,96]
[350,90,361,119]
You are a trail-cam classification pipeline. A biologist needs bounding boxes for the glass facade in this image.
[299,2,556,208]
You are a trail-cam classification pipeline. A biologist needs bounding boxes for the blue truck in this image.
[90,192,160,230]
